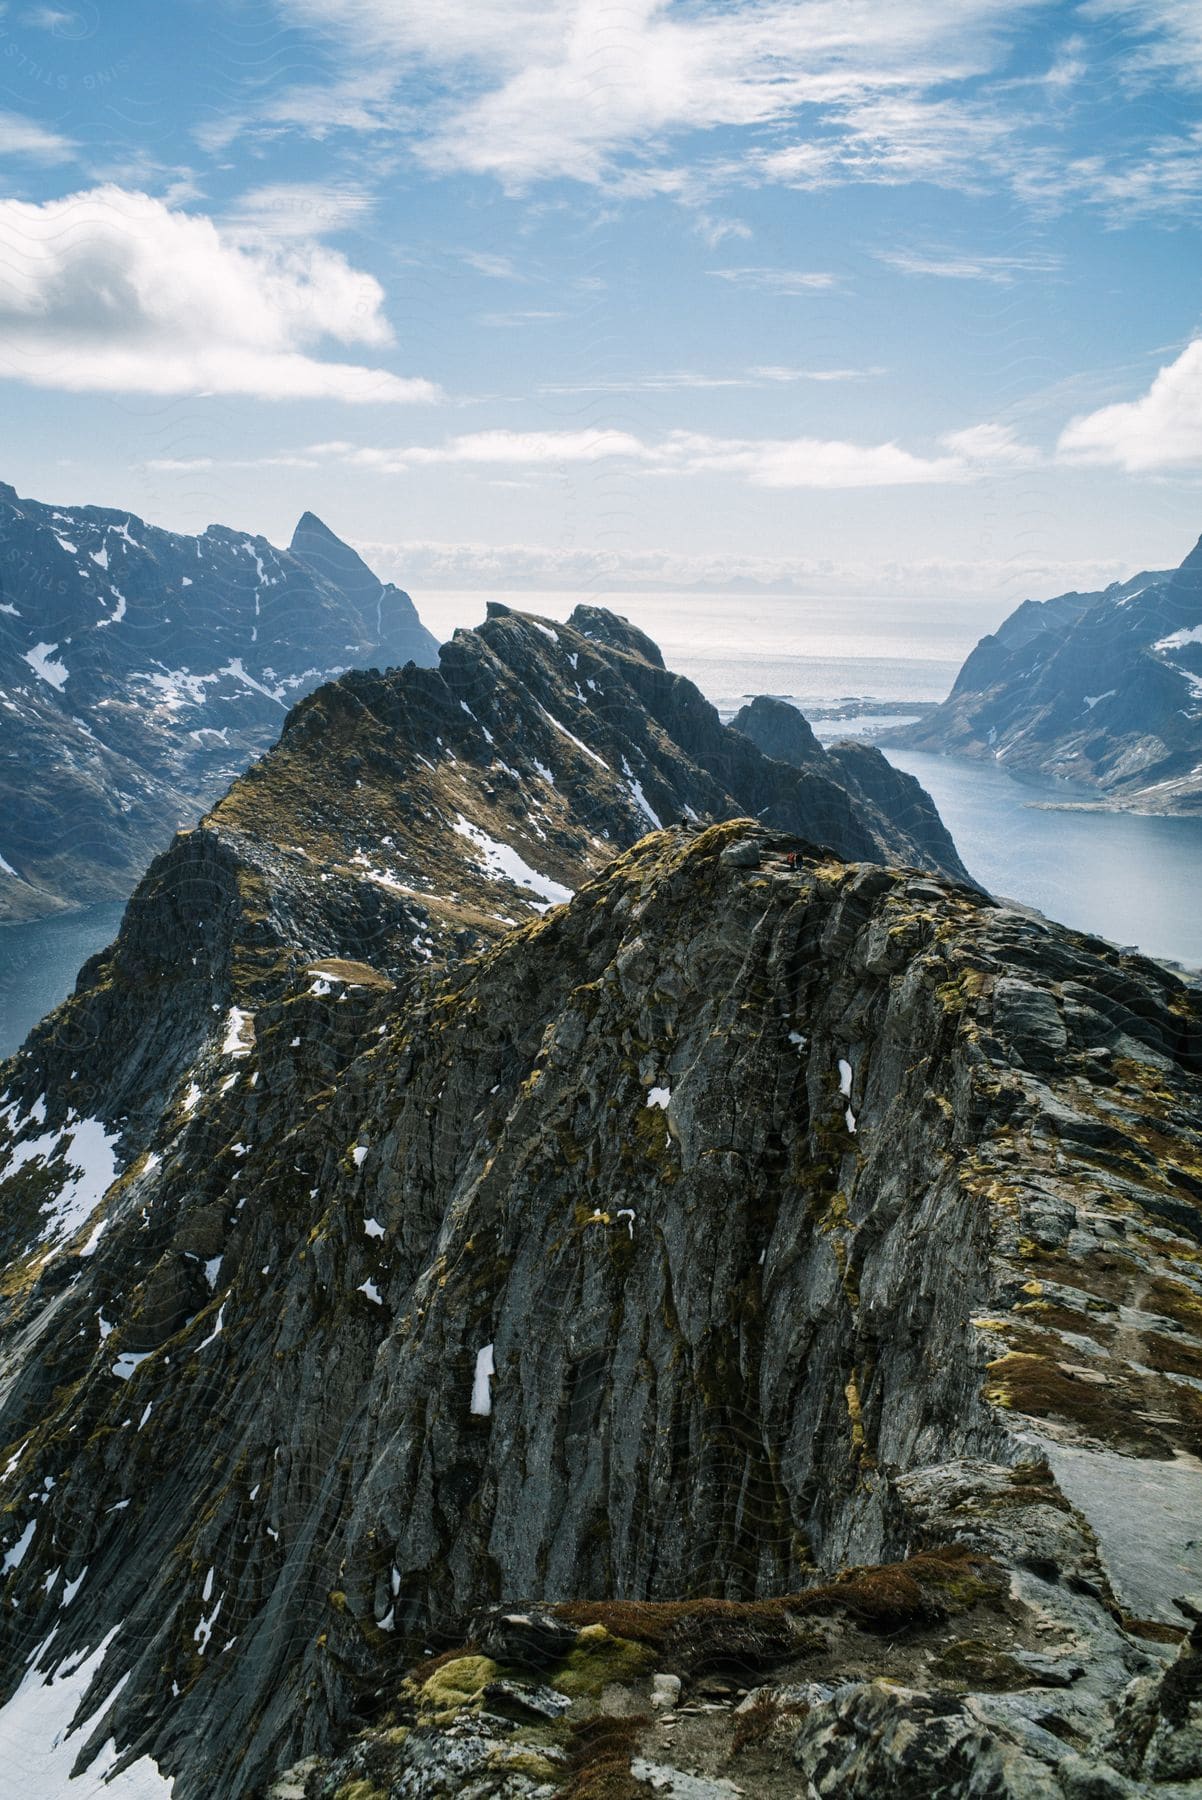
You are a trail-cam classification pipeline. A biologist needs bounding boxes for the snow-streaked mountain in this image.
[888,539,1202,813]
[0,483,439,919]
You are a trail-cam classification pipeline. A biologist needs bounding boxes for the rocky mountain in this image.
[731,693,965,877]
[888,540,1202,813]
[0,606,1200,1798]
[0,483,439,920]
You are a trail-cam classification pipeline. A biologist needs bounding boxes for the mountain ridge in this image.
[1,811,1199,1797]
[0,606,1200,1794]
[0,482,439,920]
[887,539,1202,812]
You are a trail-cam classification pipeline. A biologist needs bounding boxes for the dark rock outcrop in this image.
[0,809,1199,1797]
[733,698,969,882]
[731,694,825,769]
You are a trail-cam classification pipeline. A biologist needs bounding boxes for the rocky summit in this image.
[888,535,1202,815]
[0,610,1200,1799]
[0,482,438,920]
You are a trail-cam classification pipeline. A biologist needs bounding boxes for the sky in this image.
[0,0,1200,602]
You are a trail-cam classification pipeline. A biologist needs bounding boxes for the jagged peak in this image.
[730,694,824,767]
[289,510,381,592]
[567,603,666,668]
[290,508,343,548]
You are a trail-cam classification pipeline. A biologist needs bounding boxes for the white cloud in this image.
[250,0,1038,192]
[876,247,1060,283]
[940,424,1041,466]
[479,308,566,327]
[355,533,1131,600]
[224,181,375,240]
[1058,339,1202,471]
[316,428,655,473]
[670,429,966,488]
[0,186,438,403]
[1024,125,1202,219]
[278,420,1035,488]
[537,364,878,394]
[0,109,75,163]
[461,250,526,280]
[753,93,1018,193]
[1081,1,1202,86]
[749,364,880,383]
[708,266,836,293]
[201,0,1197,224]
[194,67,403,154]
[20,6,81,29]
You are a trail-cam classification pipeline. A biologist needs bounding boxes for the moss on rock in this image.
[549,1625,657,1697]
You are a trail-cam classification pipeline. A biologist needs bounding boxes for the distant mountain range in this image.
[889,535,1202,813]
[0,485,439,919]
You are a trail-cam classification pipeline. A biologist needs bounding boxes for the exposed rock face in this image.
[0,481,438,918]
[887,544,1202,814]
[0,603,975,1159]
[733,695,968,881]
[730,695,826,769]
[0,785,1200,1796]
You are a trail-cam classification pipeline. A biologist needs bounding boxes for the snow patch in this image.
[1156,623,1202,651]
[2,1520,36,1573]
[471,1343,495,1416]
[0,1111,120,1250]
[112,1352,150,1381]
[646,1086,671,1110]
[452,815,572,911]
[96,587,127,628]
[197,1304,225,1351]
[23,643,69,690]
[621,758,662,829]
[221,1008,252,1057]
[0,1625,174,1796]
[536,702,609,770]
[219,658,285,706]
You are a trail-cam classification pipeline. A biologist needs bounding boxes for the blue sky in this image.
[0,0,1200,601]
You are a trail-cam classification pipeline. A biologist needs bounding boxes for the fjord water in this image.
[2,589,1199,1058]
[0,901,125,1060]
[886,752,1202,969]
